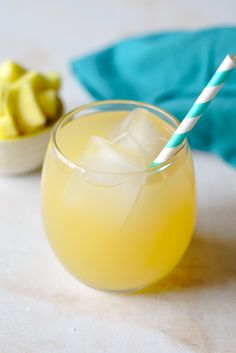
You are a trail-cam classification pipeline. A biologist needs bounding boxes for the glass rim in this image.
[51,99,187,176]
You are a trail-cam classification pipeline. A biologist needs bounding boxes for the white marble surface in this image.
[0,1,236,352]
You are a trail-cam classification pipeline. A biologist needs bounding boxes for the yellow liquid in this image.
[41,111,196,291]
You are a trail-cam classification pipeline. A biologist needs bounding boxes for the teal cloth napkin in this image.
[71,27,236,167]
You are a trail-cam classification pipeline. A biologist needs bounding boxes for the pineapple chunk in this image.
[12,71,50,93]
[0,113,19,138]
[38,89,58,119]
[0,60,26,83]
[17,83,46,133]
[0,83,9,114]
[57,97,63,119]
[45,72,60,91]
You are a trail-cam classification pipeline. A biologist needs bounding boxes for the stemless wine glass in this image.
[41,100,196,292]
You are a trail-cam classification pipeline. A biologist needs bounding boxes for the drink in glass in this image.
[41,101,196,292]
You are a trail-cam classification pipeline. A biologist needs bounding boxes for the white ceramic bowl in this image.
[0,126,52,175]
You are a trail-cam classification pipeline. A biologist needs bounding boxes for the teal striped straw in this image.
[151,54,236,167]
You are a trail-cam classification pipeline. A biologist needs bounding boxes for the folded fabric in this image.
[71,27,236,167]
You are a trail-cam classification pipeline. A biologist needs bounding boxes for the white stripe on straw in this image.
[195,84,223,103]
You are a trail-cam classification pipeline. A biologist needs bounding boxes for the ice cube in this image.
[111,108,167,161]
[78,136,147,185]
[64,136,146,226]
[113,132,146,154]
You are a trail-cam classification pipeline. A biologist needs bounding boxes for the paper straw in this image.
[151,54,236,166]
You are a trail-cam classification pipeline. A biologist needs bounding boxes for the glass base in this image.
[76,277,159,294]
